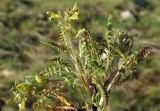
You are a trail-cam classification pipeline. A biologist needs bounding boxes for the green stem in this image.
[106,59,124,91]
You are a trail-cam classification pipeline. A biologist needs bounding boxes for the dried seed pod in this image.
[139,47,152,59]
[118,31,133,53]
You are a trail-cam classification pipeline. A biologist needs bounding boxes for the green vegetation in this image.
[11,2,152,111]
[0,0,159,111]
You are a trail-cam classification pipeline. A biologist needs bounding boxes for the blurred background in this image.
[0,0,160,111]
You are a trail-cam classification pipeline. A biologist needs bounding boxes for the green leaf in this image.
[92,80,108,107]
[76,28,85,38]
[40,41,67,54]
[35,74,42,84]
[20,99,26,110]
[24,75,36,86]
[72,1,78,12]
[70,12,79,20]
[115,48,125,58]
[46,11,60,21]
[48,56,69,66]
[16,83,27,93]
[106,15,113,30]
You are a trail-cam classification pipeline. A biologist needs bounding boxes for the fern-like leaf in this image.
[40,41,68,54]
[48,56,70,67]
[92,79,108,107]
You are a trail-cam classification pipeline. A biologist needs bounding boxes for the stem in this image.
[67,37,91,102]
[69,39,86,84]
[107,59,124,91]
[107,71,120,91]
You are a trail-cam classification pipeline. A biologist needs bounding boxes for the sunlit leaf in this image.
[115,48,125,58]
[16,83,27,92]
[35,74,42,84]
[20,99,26,110]
[72,1,78,12]
[46,11,60,21]
[70,12,79,20]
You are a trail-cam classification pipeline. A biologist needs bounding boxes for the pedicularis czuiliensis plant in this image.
[12,2,152,111]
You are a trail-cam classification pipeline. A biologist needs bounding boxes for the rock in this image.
[120,10,134,20]
[120,10,140,22]
[1,69,15,78]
